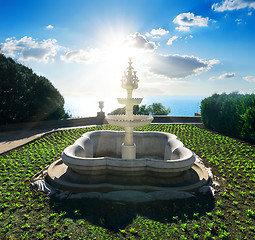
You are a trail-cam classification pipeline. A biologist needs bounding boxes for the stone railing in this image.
[152,115,202,124]
[0,114,202,132]
[0,113,106,132]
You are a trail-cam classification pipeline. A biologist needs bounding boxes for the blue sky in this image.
[1,0,255,114]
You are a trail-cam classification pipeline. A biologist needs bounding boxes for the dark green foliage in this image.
[108,107,126,115]
[109,103,170,115]
[201,92,255,143]
[240,95,255,142]
[0,54,70,124]
[134,104,150,115]
[146,103,171,115]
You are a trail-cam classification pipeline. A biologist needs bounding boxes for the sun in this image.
[105,40,140,68]
[91,25,152,99]
[97,24,144,68]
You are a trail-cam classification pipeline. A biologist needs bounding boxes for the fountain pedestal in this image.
[122,143,136,159]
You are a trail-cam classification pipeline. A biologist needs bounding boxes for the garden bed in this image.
[0,124,254,239]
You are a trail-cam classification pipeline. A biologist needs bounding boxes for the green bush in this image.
[201,92,255,143]
[109,103,170,115]
[0,54,70,124]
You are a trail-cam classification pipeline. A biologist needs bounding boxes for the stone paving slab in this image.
[0,125,96,154]
[0,129,54,154]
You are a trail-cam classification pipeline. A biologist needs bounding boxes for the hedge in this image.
[201,92,255,143]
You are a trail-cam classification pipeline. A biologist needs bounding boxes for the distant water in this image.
[142,96,206,116]
[64,95,206,118]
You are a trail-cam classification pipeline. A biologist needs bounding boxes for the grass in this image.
[0,124,254,239]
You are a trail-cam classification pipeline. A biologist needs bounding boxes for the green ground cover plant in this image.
[0,124,254,239]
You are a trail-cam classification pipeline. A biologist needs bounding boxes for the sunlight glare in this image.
[98,36,149,98]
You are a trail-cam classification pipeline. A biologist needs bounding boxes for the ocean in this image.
[64,95,207,118]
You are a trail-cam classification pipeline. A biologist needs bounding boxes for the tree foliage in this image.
[108,107,126,115]
[146,103,171,115]
[0,54,70,124]
[108,103,170,115]
[201,92,255,143]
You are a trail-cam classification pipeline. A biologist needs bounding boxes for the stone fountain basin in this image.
[61,130,195,175]
[105,115,153,128]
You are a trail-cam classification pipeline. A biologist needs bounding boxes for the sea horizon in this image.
[64,95,207,118]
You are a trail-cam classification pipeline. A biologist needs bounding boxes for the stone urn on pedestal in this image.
[97,101,105,119]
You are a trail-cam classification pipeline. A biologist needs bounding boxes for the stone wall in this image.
[0,113,106,132]
[152,116,202,124]
[0,114,202,132]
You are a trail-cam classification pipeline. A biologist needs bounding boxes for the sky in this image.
[1,0,255,115]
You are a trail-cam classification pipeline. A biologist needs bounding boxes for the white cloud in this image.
[235,18,246,24]
[212,0,255,12]
[235,18,242,24]
[148,54,219,79]
[209,72,237,80]
[60,48,99,63]
[46,25,54,30]
[243,76,255,82]
[166,36,178,45]
[175,26,190,32]
[209,76,217,81]
[185,35,194,39]
[151,36,161,39]
[0,36,60,62]
[123,32,158,51]
[219,72,237,79]
[150,28,169,36]
[144,32,161,39]
[173,12,209,27]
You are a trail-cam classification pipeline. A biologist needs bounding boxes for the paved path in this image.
[0,126,96,154]
[0,129,54,154]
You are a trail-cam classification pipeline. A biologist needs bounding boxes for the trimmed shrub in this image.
[201,92,255,143]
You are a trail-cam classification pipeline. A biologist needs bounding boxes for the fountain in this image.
[46,58,211,202]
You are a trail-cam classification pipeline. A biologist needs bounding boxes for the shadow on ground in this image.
[50,193,215,231]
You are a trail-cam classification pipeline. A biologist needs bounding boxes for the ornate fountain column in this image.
[106,58,153,159]
[121,59,137,159]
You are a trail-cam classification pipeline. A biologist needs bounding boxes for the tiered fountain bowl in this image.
[107,98,152,127]
[46,58,211,202]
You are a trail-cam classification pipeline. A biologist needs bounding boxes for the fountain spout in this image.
[121,58,139,98]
